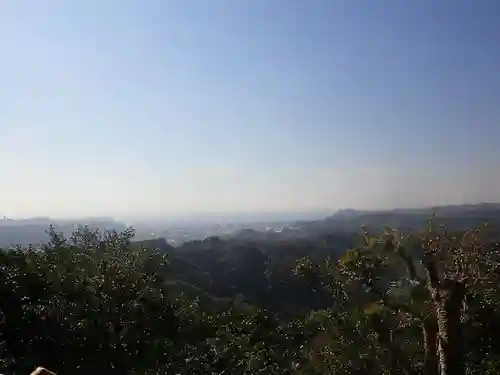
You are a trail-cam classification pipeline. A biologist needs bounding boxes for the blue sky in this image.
[1,0,499,219]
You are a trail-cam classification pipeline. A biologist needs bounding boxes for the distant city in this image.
[2,203,500,248]
[0,211,330,248]
[127,211,330,244]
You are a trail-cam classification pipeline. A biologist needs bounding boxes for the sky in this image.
[1,0,500,219]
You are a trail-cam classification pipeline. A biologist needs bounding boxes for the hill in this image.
[2,204,500,374]
[250,203,500,239]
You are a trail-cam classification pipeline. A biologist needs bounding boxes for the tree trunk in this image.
[423,318,439,375]
[435,280,465,375]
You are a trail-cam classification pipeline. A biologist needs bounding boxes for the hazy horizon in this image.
[0,210,332,223]
[1,1,499,218]
[3,201,500,224]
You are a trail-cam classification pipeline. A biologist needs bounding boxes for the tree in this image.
[296,217,500,375]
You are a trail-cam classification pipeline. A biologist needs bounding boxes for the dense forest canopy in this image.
[2,204,500,374]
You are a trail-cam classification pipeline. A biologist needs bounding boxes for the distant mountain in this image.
[332,203,500,218]
[228,203,500,241]
[297,203,500,235]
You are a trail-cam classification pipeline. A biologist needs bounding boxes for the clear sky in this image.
[1,0,499,219]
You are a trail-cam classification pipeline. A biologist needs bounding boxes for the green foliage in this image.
[1,218,500,374]
[0,226,305,375]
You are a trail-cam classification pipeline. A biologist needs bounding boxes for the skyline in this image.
[1,1,500,219]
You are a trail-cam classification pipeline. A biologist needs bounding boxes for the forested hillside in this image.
[2,209,500,374]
